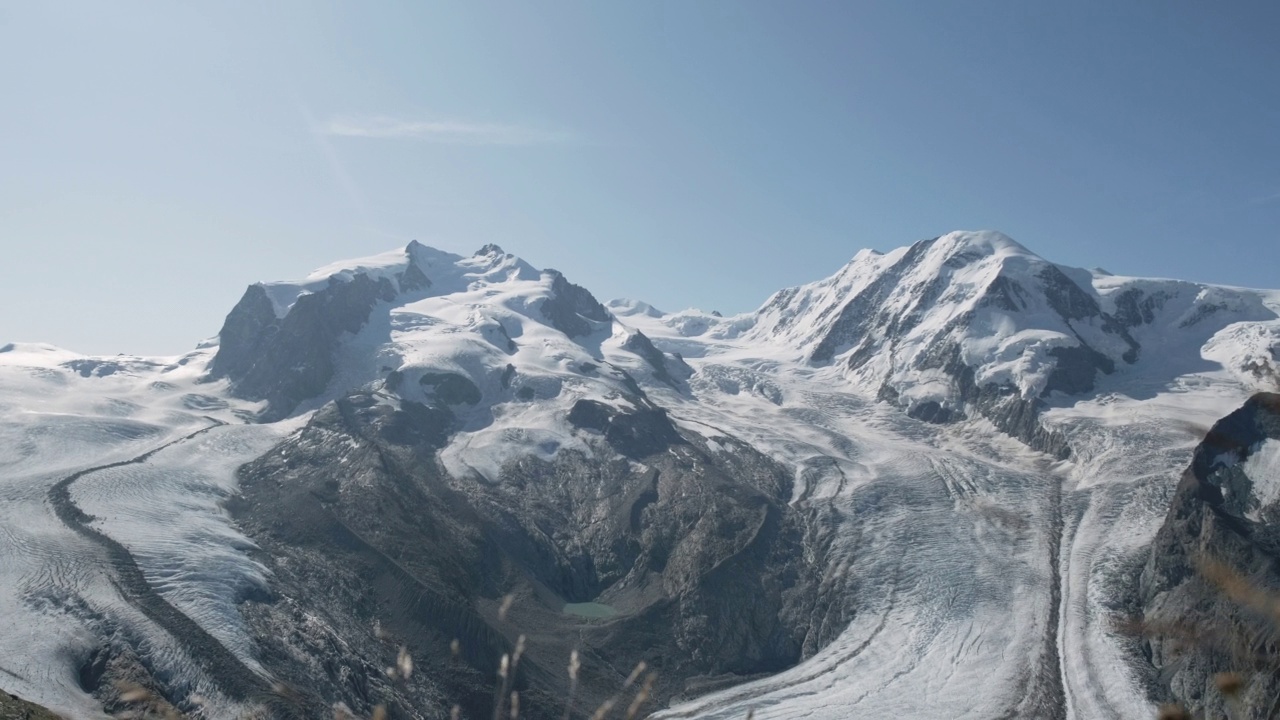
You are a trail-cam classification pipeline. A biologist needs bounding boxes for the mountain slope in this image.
[648,231,1278,458]
[1,231,1278,719]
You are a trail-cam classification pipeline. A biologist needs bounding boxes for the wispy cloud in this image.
[298,103,370,221]
[320,115,573,146]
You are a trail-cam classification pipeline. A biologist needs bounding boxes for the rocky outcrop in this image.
[1140,393,1280,718]
[566,399,684,459]
[541,271,612,338]
[228,391,829,718]
[895,341,1072,458]
[0,689,62,719]
[620,330,692,390]
[418,372,482,407]
[208,274,399,420]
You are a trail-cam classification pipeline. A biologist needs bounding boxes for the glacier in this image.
[1,231,1278,718]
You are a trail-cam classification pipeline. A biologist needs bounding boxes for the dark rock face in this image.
[208,284,279,381]
[229,391,829,719]
[64,359,122,377]
[983,273,1030,312]
[907,341,1072,458]
[1036,265,1101,322]
[541,272,612,338]
[1112,287,1170,329]
[419,373,482,407]
[208,275,398,420]
[229,396,510,719]
[61,358,164,378]
[567,399,684,460]
[619,331,692,390]
[208,247,443,420]
[1140,393,1280,718]
[399,260,431,292]
[1042,345,1115,397]
[1034,265,1140,364]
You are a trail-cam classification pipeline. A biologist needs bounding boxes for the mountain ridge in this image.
[1,231,1279,718]
[191,230,1280,461]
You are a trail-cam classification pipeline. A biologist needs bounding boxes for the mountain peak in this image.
[710,230,1279,455]
[206,240,646,420]
[933,229,1033,258]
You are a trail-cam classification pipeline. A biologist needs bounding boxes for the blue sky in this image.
[2,1,1278,355]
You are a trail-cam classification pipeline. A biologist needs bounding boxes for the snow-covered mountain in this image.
[2,230,1278,719]
[629,231,1280,457]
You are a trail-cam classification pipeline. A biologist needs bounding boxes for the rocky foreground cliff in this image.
[1141,392,1280,718]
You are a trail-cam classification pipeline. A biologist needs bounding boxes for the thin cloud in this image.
[1242,187,1280,207]
[321,115,573,146]
[298,103,370,222]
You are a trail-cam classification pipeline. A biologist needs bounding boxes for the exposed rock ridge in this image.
[541,271,612,338]
[208,273,400,420]
[1140,393,1280,718]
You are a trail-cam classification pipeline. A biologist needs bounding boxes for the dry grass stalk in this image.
[494,636,528,720]
[269,681,307,707]
[1139,553,1280,717]
[397,646,414,680]
[623,662,647,689]
[513,635,528,667]
[563,649,581,720]
[493,653,513,720]
[623,672,657,720]
[589,698,615,720]
[1156,703,1190,720]
[1195,556,1280,624]
[116,684,151,704]
[589,661,649,720]
[1215,671,1245,696]
[1215,671,1248,718]
[112,681,181,720]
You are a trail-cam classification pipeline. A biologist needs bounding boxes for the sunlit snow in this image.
[3,231,1279,718]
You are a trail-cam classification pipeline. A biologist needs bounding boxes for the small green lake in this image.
[562,602,618,619]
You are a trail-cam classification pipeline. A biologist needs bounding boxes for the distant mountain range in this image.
[2,230,1279,719]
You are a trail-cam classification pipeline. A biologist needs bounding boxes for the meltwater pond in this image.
[563,602,617,619]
